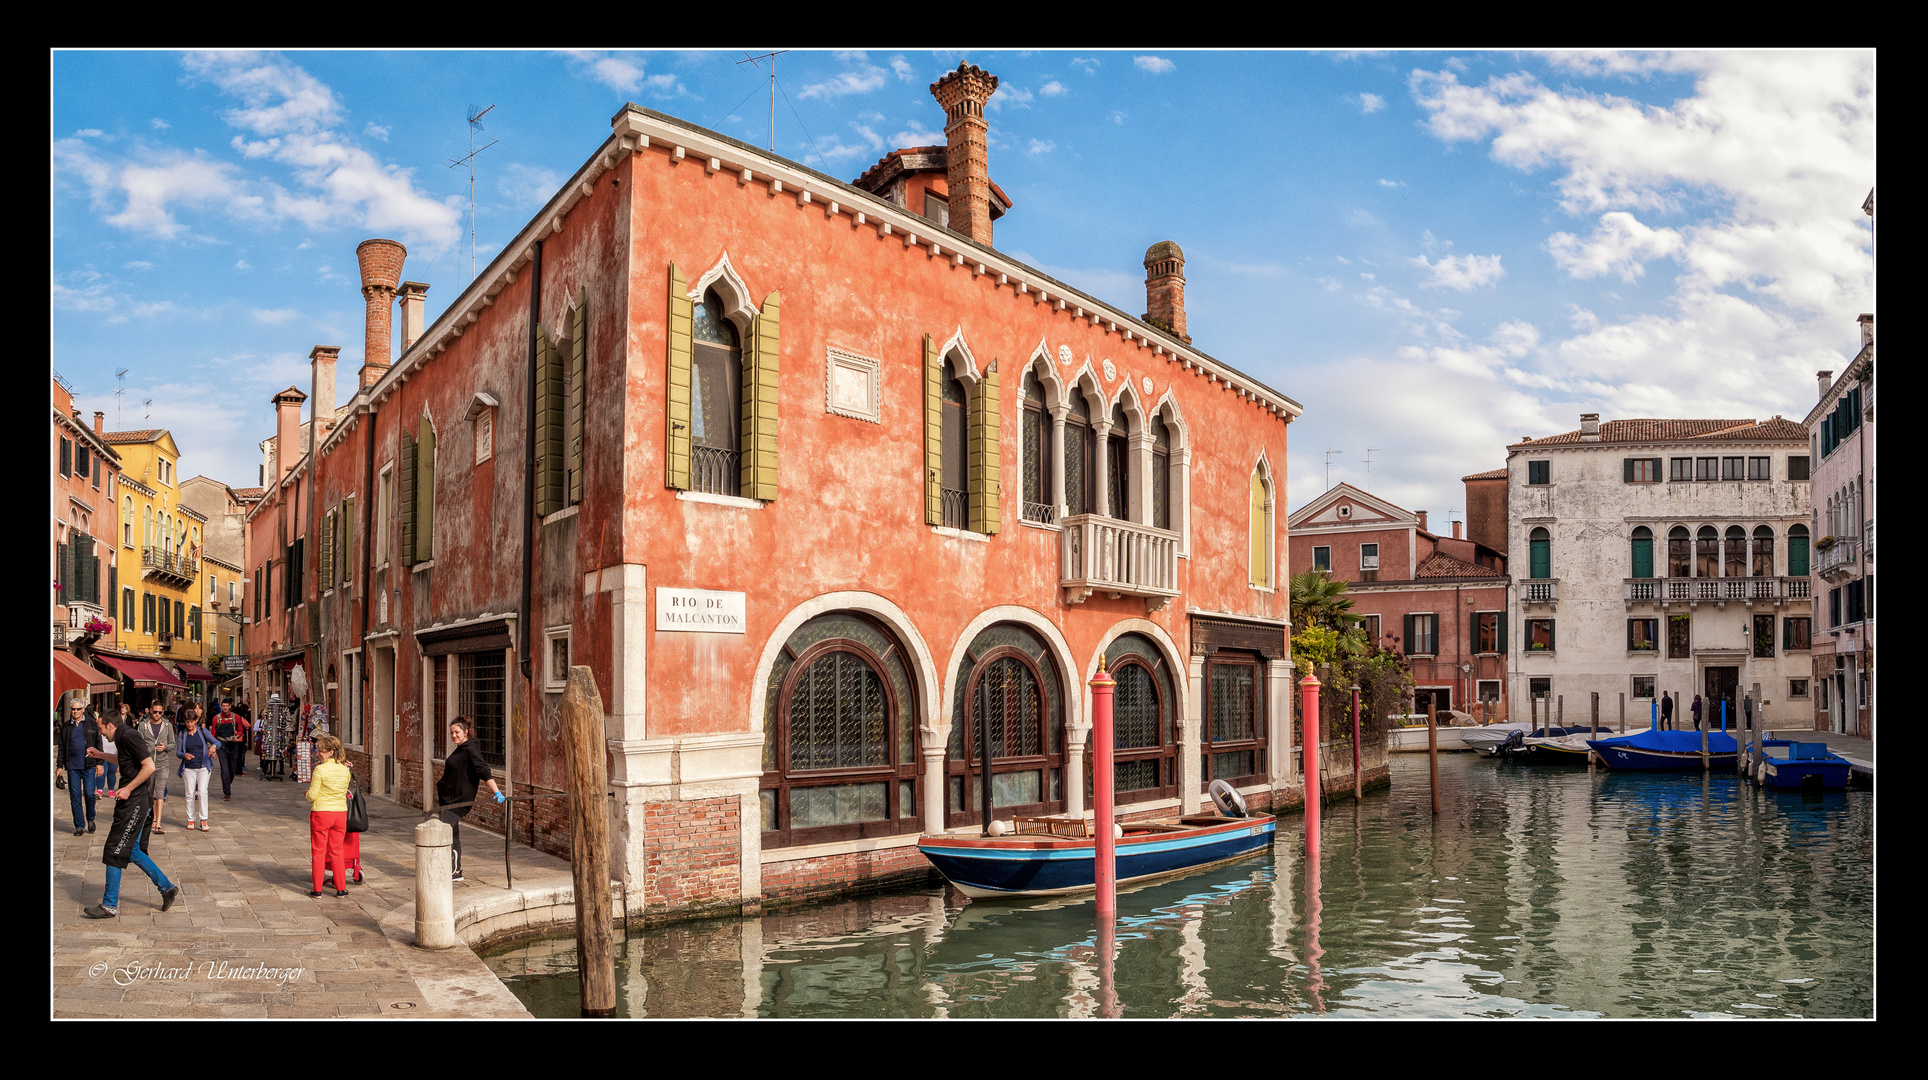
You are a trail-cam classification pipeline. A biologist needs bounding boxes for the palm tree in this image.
[1290,569,1361,633]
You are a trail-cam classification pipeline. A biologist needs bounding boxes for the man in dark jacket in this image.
[83,709,180,918]
[55,695,104,835]
[436,717,504,882]
[1659,693,1675,731]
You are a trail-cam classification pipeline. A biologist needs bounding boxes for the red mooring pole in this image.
[1091,658,1118,921]
[1300,673,1321,860]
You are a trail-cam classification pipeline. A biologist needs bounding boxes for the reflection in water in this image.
[485,756,1872,1018]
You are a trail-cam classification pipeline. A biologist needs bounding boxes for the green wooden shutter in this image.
[341,496,354,584]
[535,327,564,516]
[742,291,781,501]
[416,417,436,564]
[1623,458,1634,482]
[969,362,1001,534]
[665,264,694,490]
[320,510,335,592]
[108,565,117,618]
[1530,536,1550,579]
[923,335,943,525]
[1632,535,1653,579]
[1402,614,1415,654]
[568,289,588,507]
[399,434,417,567]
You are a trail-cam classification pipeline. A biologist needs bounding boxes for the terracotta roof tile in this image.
[1461,467,1508,480]
[232,487,266,499]
[1511,418,1806,448]
[1415,551,1505,579]
[101,429,165,444]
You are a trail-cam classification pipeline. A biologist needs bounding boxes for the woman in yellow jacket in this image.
[305,734,352,898]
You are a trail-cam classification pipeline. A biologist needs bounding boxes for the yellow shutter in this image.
[568,289,587,506]
[742,291,781,501]
[1249,470,1268,587]
[665,264,693,490]
[970,362,1001,534]
[923,335,943,525]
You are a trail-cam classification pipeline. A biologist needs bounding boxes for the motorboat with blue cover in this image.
[1587,728,1741,770]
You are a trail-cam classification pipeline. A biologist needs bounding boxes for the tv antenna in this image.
[737,51,788,150]
[114,369,129,428]
[1324,448,1343,491]
[446,104,499,281]
[143,398,153,421]
[1364,447,1383,491]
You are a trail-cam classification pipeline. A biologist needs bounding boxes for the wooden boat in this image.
[1755,741,1852,790]
[1388,724,1471,752]
[917,813,1276,900]
[1587,728,1740,770]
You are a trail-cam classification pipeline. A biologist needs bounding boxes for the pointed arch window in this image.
[948,623,1066,829]
[1105,633,1177,803]
[1151,415,1172,531]
[921,336,999,533]
[1021,373,1054,524]
[1106,403,1129,520]
[1064,392,1092,517]
[690,289,743,496]
[1249,466,1274,587]
[665,263,779,500]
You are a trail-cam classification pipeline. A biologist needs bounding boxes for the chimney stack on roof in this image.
[929,63,999,247]
[397,281,431,354]
[1817,370,1834,401]
[1416,510,1429,534]
[1580,412,1601,441]
[356,238,407,388]
[273,386,309,481]
[93,411,105,435]
[309,345,340,436]
[1453,520,1463,540]
[1859,312,1873,348]
[1143,241,1190,344]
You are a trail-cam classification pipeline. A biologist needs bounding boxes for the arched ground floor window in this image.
[948,623,1066,829]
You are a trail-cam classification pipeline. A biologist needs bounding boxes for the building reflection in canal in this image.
[485,755,1871,1018]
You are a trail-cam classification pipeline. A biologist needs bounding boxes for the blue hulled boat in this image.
[1587,728,1740,770]
[1757,741,1853,790]
[918,814,1276,899]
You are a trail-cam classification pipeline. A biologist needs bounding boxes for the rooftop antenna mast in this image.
[446,104,499,281]
[738,51,788,151]
[114,369,129,428]
[1324,448,1343,491]
[143,398,153,421]
[1364,447,1383,491]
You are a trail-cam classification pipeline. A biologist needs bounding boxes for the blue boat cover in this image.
[1590,729,1738,754]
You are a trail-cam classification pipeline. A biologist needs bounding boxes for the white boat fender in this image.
[1209,779,1247,818]
[987,819,1008,837]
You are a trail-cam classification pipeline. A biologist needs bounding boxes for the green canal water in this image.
[483,754,1873,1018]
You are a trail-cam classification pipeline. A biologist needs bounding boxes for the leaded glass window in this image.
[948,623,1066,829]
[1202,653,1265,788]
[1105,633,1176,802]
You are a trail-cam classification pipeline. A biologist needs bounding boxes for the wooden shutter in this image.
[535,326,564,516]
[416,417,436,564]
[60,437,71,477]
[742,291,781,501]
[923,334,943,525]
[320,510,335,591]
[665,263,694,490]
[56,542,70,604]
[969,361,1001,534]
[341,496,354,584]
[399,434,417,567]
[1402,614,1415,655]
[1632,535,1653,579]
[1623,458,1635,482]
[108,565,118,618]
[568,289,588,506]
[1497,616,1506,655]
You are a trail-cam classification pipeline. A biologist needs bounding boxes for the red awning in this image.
[52,650,117,705]
[94,655,188,690]
[176,662,218,682]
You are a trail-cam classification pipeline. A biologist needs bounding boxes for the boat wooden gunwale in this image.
[917,812,1276,899]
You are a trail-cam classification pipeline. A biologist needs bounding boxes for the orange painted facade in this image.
[258,84,1304,921]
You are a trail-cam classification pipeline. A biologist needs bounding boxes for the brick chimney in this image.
[1859,312,1873,348]
[356,239,406,388]
[1453,520,1463,540]
[1143,241,1190,344]
[274,386,309,480]
[397,281,431,353]
[1817,370,1833,400]
[309,346,340,435]
[929,62,998,247]
[1580,412,1601,441]
[92,411,105,435]
[1416,510,1429,534]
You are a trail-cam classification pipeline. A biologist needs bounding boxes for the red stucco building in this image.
[245,64,1305,921]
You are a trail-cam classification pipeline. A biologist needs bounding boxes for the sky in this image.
[52,50,1874,525]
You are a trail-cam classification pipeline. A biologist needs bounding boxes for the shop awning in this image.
[176,662,218,682]
[94,655,188,690]
[52,650,117,705]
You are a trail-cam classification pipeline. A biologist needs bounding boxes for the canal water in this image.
[483,754,1873,1018]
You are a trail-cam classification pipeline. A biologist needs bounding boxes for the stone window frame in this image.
[543,625,572,694]
[824,345,882,424]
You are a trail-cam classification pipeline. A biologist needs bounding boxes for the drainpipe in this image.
[521,240,543,680]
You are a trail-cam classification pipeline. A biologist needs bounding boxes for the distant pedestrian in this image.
[1743,695,1754,731]
[83,708,180,919]
[178,708,215,832]
[212,700,244,800]
[437,717,504,882]
[305,734,352,898]
[1660,694,1675,731]
[55,695,103,836]
[138,703,175,834]
[1690,695,1703,731]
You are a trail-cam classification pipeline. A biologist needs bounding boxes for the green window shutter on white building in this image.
[923,335,943,525]
[665,264,694,490]
[969,362,1000,534]
[741,291,781,501]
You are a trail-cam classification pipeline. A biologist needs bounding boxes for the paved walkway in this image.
[51,760,577,1018]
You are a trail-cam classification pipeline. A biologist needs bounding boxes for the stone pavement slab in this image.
[49,759,594,1019]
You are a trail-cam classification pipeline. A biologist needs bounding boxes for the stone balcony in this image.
[1625,576,1812,609]
[1060,514,1179,612]
[142,546,200,588]
[1815,537,1859,584]
[1521,578,1558,609]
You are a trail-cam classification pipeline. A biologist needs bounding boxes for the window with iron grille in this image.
[689,289,742,497]
[1106,404,1129,519]
[1202,653,1266,788]
[1753,615,1776,659]
[1106,633,1176,803]
[1152,415,1171,530]
[761,612,921,846]
[1063,393,1091,517]
[1632,675,1656,699]
[1021,376,1053,523]
[456,650,506,767]
[1667,614,1691,659]
[433,655,449,759]
[941,362,968,528]
[946,622,1065,830]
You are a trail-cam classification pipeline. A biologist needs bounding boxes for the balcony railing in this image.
[942,488,969,530]
[689,445,741,497]
[1060,514,1179,606]
[1815,537,1859,582]
[1521,579,1558,605]
[1625,578,1660,603]
[1642,576,1812,604]
[142,546,199,584]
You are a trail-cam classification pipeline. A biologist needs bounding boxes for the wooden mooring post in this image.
[1618,692,1625,734]
[1350,684,1362,801]
[1591,692,1599,733]
[563,666,615,1018]
[1426,701,1439,816]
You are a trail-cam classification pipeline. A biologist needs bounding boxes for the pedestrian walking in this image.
[212,700,244,800]
[1660,693,1675,731]
[178,708,216,832]
[437,717,504,882]
[1690,694,1704,731]
[305,734,352,898]
[54,695,103,835]
[102,702,133,793]
[138,703,175,834]
[83,708,180,919]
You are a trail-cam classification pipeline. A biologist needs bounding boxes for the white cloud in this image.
[1357,92,1385,113]
[890,56,914,81]
[1041,80,1067,97]
[251,307,300,324]
[1028,139,1056,154]
[1411,252,1505,291]
[1134,56,1175,75]
[500,163,563,207]
[1378,178,1404,187]
[988,85,1033,112]
[1547,211,1683,281]
[363,122,390,142]
[1071,58,1099,75]
[1109,110,1127,125]
[149,118,169,130]
[800,53,888,100]
[75,128,104,138]
[124,261,153,271]
[235,259,251,271]
[56,140,246,241]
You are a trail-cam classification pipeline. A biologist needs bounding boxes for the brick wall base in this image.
[759,842,941,910]
[641,796,745,924]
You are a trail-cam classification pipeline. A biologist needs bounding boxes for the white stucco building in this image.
[1506,414,1814,729]
[1803,313,1874,737]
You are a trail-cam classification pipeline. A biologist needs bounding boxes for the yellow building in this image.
[102,429,207,696]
